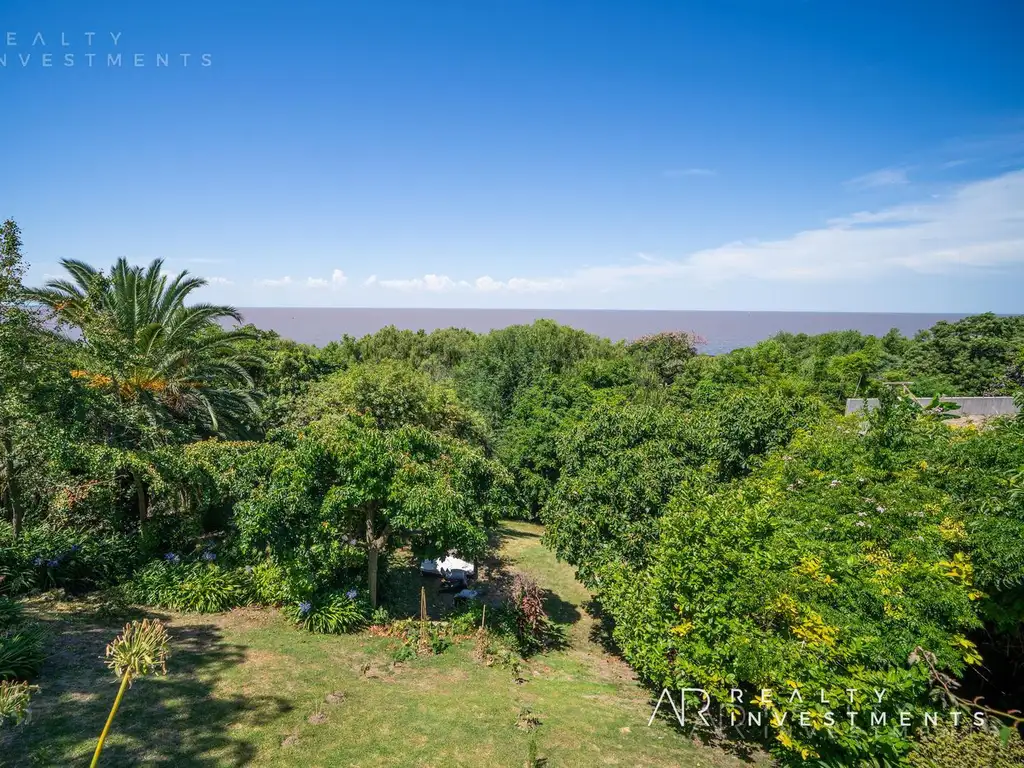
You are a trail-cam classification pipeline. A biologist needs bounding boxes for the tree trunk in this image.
[1,434,22,538]
[367,546,380,608]
[364,503,388,608]
[131,468,148,527]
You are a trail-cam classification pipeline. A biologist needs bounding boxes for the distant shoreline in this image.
[227,307,982,355]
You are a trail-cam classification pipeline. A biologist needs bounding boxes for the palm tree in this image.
[28,258,260,443]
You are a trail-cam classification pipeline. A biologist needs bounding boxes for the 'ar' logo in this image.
[648,688,711,727]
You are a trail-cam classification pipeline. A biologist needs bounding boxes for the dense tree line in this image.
[2,220,1024,764]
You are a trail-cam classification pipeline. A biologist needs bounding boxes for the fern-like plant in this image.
[91,619,169,767]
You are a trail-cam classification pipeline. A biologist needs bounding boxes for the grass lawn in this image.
[2,522,766,767]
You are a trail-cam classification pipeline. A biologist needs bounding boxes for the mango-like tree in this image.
[238,361,509,606]
[0,220,73,536]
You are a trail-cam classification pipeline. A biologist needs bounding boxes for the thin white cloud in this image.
[206,276,234,285]
[845,167,910,189]
[257,269,348,289]
[599,168,1024,283]
[377,274,470,292]
[365,168,1024,293]
[663,168,717,178]
[474,275,568,292]
[369,274,568,294]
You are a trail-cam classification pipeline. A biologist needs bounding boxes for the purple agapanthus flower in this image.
[298,601,312,616]
[202,551,216,562]
[346,589,358,600]
[32,557,43,566]
[70,544,81,553]
[46,559,60,568]
[164,552,180,564]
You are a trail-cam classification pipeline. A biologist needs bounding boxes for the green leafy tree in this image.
[626,330,705,386]
[0,220,75,536]
[456,320,609,429]
[238,362,509,606]
[0,219,32,536]
[598,413,1002,763]
[542,401,704,585]
[495,373,596,519]
[296,359,489,446]
[903,313,1024,396]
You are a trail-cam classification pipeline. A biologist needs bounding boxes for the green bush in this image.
[594,404,1024,764]
[0,594,44,685]
[0,558,35,599]
[444,596,562,657]
[0,527,140,597]
[908,723,1024,767]
[125,560,249,613]
[447,601,489,635]
[0,598,23,629]
[245,559,314,606]
[0,625,44,681]
[174,565,249,613]
[283,591,369,634]
[124,560,181,607]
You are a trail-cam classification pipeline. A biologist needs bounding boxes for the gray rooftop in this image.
[845,397,1019,417]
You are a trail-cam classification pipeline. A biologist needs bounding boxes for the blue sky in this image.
[2,0,1023,311]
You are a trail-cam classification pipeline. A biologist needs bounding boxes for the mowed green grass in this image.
[2,522,764,767]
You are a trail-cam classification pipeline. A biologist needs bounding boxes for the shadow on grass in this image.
[538,587,580,625]
[495,524,542,541]
[585,598,624,656]
[645,694,766,765]
[4,603,292,767]
[380,555,457,620]
[482,526,582,629]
